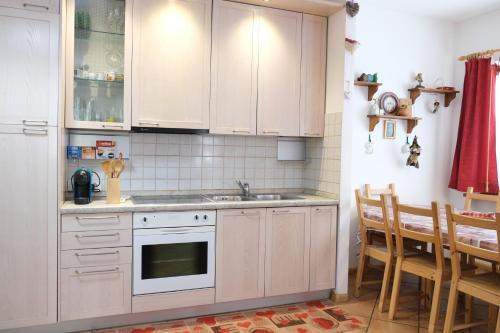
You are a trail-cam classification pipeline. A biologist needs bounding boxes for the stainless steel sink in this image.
[251,194,303,201]
[210,195,252,202]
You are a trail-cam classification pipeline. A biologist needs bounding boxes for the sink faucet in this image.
[236,180,250,197]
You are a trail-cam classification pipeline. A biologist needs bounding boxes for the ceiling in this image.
[364,0,500,22]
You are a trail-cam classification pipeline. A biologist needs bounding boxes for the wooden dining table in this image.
[363,205,498,252]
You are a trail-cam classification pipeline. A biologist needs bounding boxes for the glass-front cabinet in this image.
[65,0,131,130]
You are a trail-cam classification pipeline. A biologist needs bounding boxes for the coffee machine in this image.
[72,167,100,205]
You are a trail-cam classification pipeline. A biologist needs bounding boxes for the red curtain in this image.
[449,58,499,194]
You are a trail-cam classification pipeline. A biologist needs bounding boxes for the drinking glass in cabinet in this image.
[72,0,126,124]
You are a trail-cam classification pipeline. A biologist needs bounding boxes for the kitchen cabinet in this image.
[265,207,310,296]
[300,14,327,137]
[210,0,258,135]
[309,206,337,291]
[0,7,58,126]
[257,7,302,137]
[0,125,57,330]
[0,0,59,13]
[132,0,211,130]
[65,0,132,130]
[216,209,266,302]
[60,264,132,321]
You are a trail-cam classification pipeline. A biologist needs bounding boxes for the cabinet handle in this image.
[304,132,321,136]
[139,121,160,126]
[23,128,47,135]
[75,267,120,275]
[102,124,124,129]
[23,120,48,126]
[263,130,280,134]
[23,3,49,10]
[233,129,251,133]
[315,207,331,212]
[241,210,259,216]
[75,215,120,222]
[75,232,120,239]
[75,250,120,257]
[273,209,290,214]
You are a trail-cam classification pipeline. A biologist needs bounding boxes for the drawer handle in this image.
[241,210,259,216]
[75,215,120,222]
[315,208,331,212]
[23,119,48,126]
[23,128,47,135]
[75,267,120,275]
[75,232,120,239]
[273,209,290,214]
[23,3,49,10]
[75,251,120,257]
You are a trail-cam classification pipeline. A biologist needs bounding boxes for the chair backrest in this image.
[355,189,393,253]
[364,183,396,198]
[392,196,444,269]
[463,186,500,211]
[445,204,500,277]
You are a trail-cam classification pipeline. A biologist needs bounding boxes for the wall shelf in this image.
[408,87,460,107]
[367,114,422,134]
[355,81,382,101]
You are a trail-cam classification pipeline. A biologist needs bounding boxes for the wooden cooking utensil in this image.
[101,160,113,178]
[114,159,125,178]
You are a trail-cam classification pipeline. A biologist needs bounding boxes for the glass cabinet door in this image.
[66,0,131,130]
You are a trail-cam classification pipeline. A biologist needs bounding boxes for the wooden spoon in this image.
[101,160,113,178]
[114,159,125,178]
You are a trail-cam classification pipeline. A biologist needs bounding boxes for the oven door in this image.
[133,226,215,295]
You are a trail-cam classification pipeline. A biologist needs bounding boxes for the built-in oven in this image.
[133,211,215,295]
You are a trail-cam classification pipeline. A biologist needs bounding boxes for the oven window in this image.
[141,242,208,280]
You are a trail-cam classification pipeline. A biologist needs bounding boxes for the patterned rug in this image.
[94,299,368,333]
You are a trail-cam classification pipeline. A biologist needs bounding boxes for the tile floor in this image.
[84,272,495,333]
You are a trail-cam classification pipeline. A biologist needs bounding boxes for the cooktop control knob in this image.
[195,214,199,220]
[203,214,208,220]
[142,217,147,225]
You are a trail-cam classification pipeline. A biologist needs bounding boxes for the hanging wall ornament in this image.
[401,135,410,154]
[406,136,421,168]
[365,133,374,154]
[346,0,360,17]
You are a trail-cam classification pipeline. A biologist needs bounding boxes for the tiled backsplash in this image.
[66,134,305,194]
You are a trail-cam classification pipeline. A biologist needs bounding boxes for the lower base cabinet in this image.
[60,264,131,321]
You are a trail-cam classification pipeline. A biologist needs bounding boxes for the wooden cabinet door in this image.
[0,0,59,13]
[0,8,58,126]
[265,207,310,296]
[0,125,57,330]
[257,8,302,137]
[210,0,258,135]
[60,264,132,321]
[216,209,265,302]
[132,0,211,130]
[309,206,337,291]
[300,14,327,138]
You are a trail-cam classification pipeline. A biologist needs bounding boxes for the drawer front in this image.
[61,229,132,250]
[132,288,215,314]
[60,264,131,321]
[62,213,132,232]
[60,247,132,269]
[0,0,60,13]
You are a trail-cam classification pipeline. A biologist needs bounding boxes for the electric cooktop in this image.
[131,195,211,205]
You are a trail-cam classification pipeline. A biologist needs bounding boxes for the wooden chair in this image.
[443,205,500,333]
[463,186,500,273]
[364,183,396,199]
[388,197,449,333]
[354,189,394,313]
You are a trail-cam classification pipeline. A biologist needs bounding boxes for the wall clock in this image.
[379,92,399,114]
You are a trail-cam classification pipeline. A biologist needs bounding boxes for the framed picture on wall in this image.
[383,120,396,139]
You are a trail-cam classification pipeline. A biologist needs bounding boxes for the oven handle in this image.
[134,226,215,236]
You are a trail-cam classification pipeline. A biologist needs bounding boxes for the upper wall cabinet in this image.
[210,0,258,135]
[0,0,59,13]
[132,0,211,130]
[65,0,132,131]
[0,7,59,126]
[300,14,327,137]
[257,7,302,137]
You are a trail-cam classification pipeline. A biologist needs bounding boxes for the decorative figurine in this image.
[401,135,410,154]
[365,133,374,155]
[357,73,368,82]
[432,101,440,113]
[415,73,425,88]
[346,0,359,17]
[369,98,380,115]
[406,136,421,168]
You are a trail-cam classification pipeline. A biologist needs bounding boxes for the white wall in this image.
[448,9,500,208]
[347,3,456,267]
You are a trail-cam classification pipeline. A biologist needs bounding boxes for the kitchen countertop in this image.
[60,194,338,215]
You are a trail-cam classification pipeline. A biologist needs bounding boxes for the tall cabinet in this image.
[0,6,58,330]
[132,0,212,130]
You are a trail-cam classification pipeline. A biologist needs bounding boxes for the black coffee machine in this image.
[71,167,100,205]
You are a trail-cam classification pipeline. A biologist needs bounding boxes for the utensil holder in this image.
[107,178,121,204]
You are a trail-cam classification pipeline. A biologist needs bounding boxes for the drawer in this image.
[132,288,215,313]
[60,264,131,321]
[61,229,132,250]
[60,247,132,268]
[62,213,132,232]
